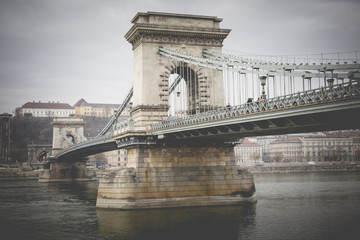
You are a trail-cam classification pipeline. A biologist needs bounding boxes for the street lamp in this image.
[326,78,334,87]
[259,76,267,99]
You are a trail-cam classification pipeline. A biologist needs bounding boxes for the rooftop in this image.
[73,99,121,109]
[131,11,223,24]
[236,138,261,147]
[271,137,302,144]
[21,101,74,110]
[73,98,87,107]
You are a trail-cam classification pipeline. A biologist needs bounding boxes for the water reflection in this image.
[1,172,359,240]
[45,181,98,205]
[97,204,256,240]
[0,180,100,240]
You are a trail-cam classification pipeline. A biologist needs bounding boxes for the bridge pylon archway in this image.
[96,12,256,210]
[39,117,92,182]
[51,117,85,156]
[125,12,230,131]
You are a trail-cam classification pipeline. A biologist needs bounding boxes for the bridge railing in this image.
[112,117,134,135]
[55,115,135,158]
[151,80,360,131]
[54,135,113,158]
[221,49,359,66]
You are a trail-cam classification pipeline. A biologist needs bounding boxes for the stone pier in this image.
[96,12,256,209]
[96,145,256,209]
[39,161,94,182]
[39,116,94,182]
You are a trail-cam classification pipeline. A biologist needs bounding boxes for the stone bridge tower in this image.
[125,12,230,131]
[39,117,90,182]
[51,117,85,156]
[96,12,256,209]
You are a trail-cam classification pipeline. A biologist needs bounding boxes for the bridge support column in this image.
[131,105,169,132]
[39,160,94,182]
[96,145,256,209]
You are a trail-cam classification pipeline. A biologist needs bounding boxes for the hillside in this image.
[10,116,111,162]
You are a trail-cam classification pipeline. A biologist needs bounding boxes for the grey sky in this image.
[1,0,359,114]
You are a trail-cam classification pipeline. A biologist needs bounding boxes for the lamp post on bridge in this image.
[327,78,334,88]
[302,72,312,91]
[259,76,267,99]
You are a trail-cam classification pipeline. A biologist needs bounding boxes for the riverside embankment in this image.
[0,167,40,179]
[1,162,359,180]
[246,162,360,174]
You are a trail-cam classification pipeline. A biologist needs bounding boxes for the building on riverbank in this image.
[240,131,360,164]
[269,137,303,162]
[234,139,262,166]
[73,98,129,118]
[300,136,353,162]
[88,149,128,168]
[105,149,128,167]
[17,101,75,117]
[27,144,52,168]
[249,135,287,162]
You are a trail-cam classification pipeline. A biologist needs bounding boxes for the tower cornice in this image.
[125,12,231,50]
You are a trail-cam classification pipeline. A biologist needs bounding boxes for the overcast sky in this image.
[1,0,359,114]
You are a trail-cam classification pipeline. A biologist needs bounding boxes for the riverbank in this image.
[246,162,360,174]
[1,162,359,180]
[0,164,98,180]
[0,167,40,180]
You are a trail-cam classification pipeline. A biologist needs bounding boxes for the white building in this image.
[18,101,75,117]
[300,136,353,162]
[234,139,262,166]
[250,135,287,162]
[268,135,355,163]
[270,138,303,162]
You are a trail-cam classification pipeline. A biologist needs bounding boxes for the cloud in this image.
[0,0,359,114]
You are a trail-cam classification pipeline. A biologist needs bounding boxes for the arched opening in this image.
[66,134,75,144]
[38,150,47,162]
[168,64,200,117]
[63,134,75,148]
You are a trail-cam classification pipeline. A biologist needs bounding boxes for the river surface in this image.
[1,171,359,240]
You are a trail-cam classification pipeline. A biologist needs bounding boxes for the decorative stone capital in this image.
[51,117,85,127]
[125,12,231,50]
[130,104,169,113]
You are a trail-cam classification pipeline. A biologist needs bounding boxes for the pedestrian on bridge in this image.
[226,103,231,111]
[247,98,253,113]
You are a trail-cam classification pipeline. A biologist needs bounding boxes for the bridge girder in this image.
[152,98,360,143]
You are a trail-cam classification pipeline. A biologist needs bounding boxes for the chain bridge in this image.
[40,12,360,209]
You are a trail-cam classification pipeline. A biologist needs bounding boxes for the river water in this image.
[0,171,359,240]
